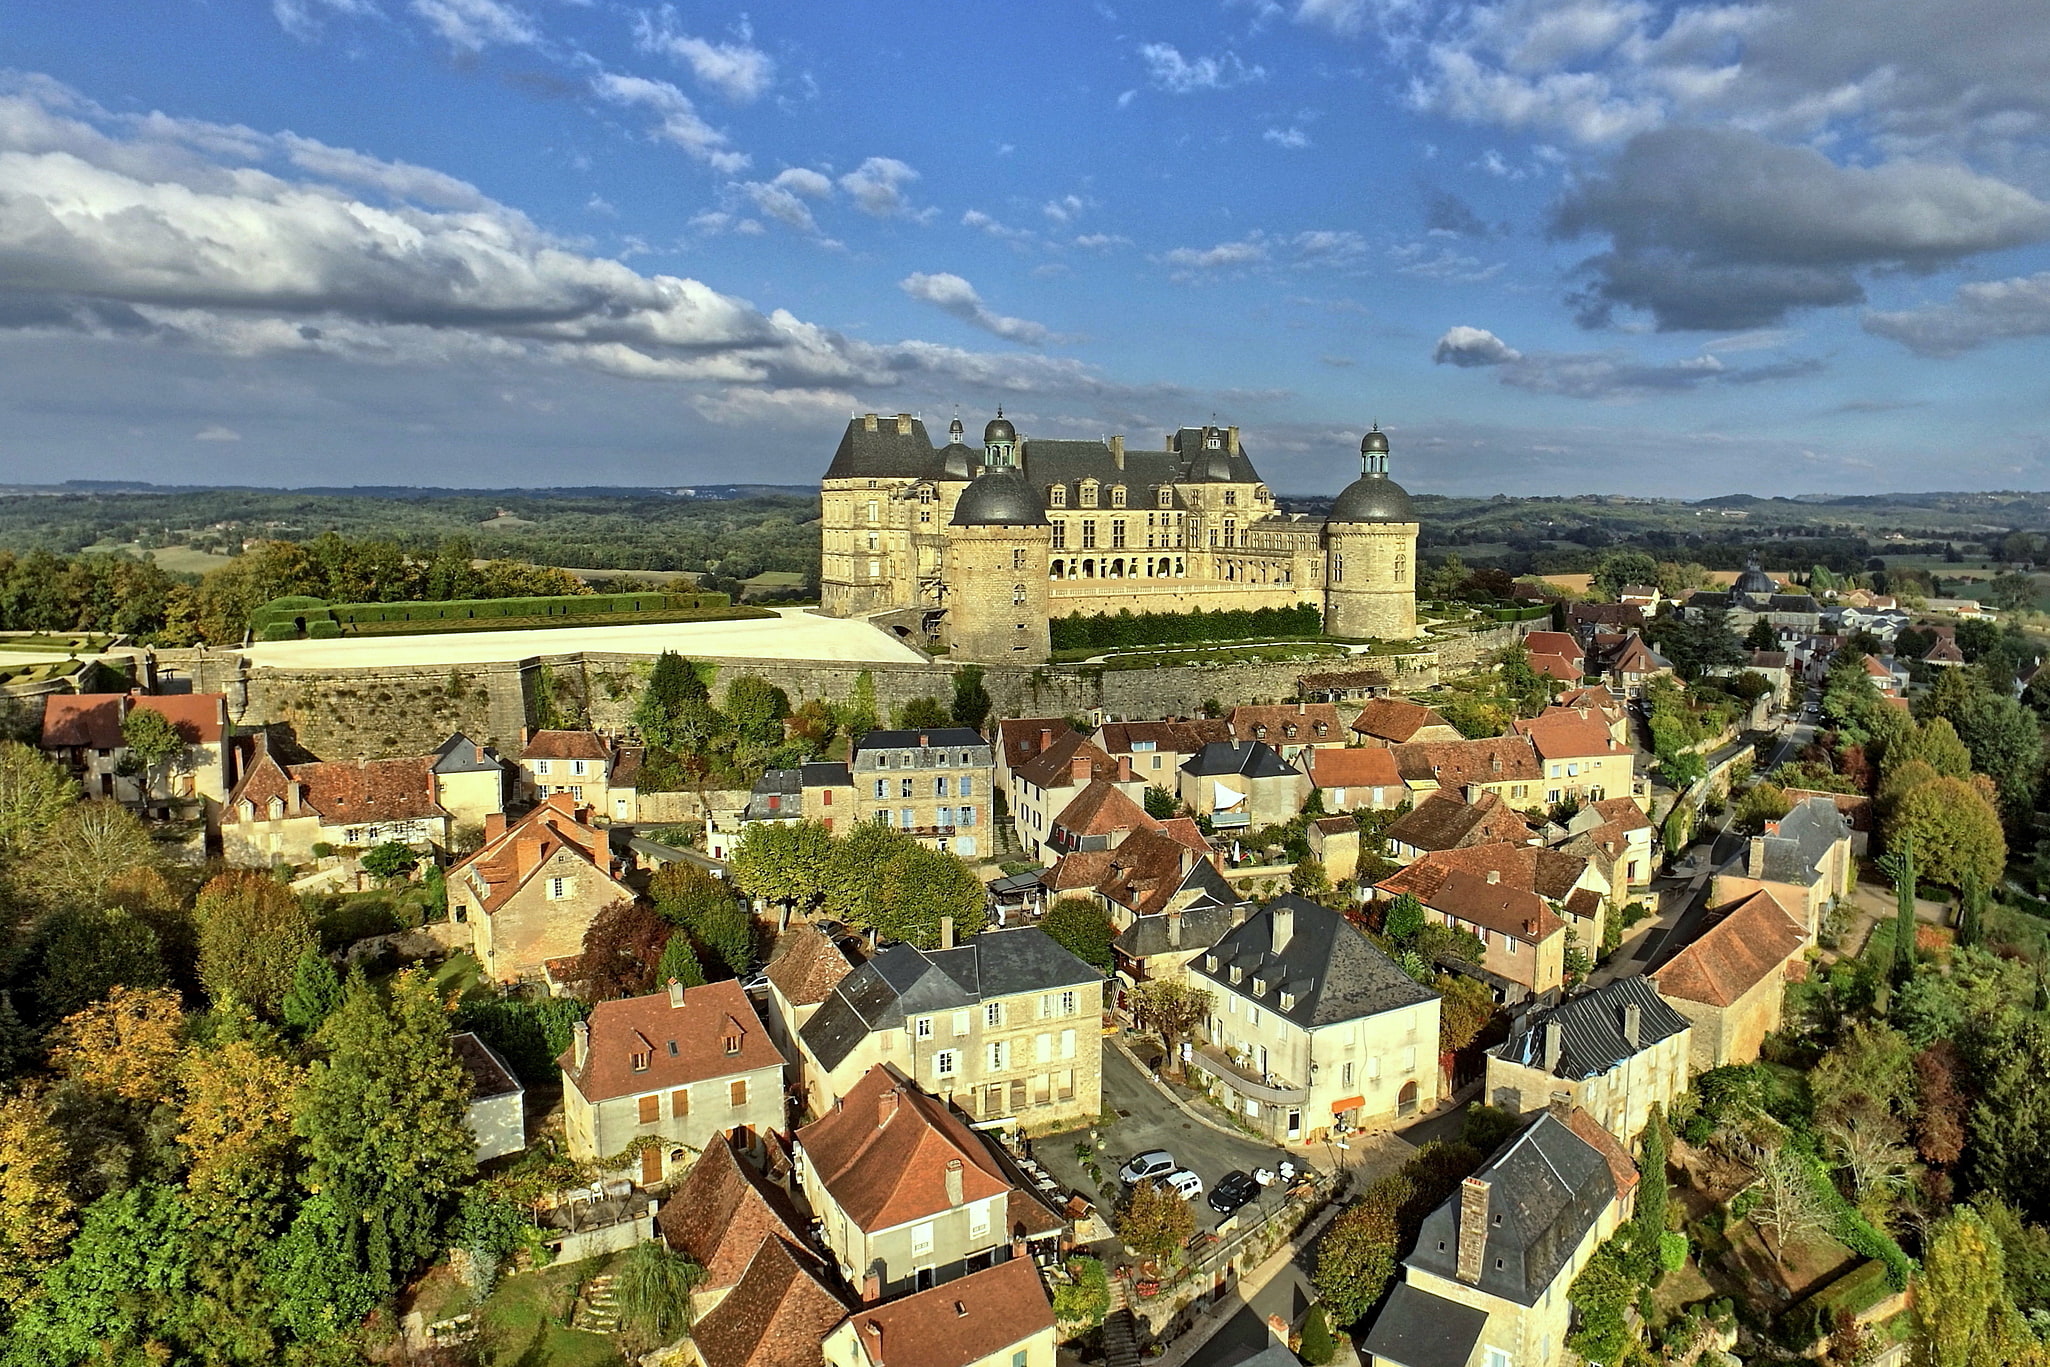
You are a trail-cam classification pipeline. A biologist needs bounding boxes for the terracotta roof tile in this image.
[1093,719,1228,757]
[1588,797,1652,832]
[1393,736,1543,787]
[133,693,228,744]
[519,729,613,761]
[1014,730,1121,791]
[1307,747,1403,791]
[40,694,126,750]
[1228,704,1343,745]
[692,1237,849,1367]
[766,923,857,1008]
[1384,791,1532,854]
[1529,653,1583,684]
[1564,1105,1640,1200]
[1350,698,1451,744]
[1513,709,1627,761]
[839,1258,1053,1367]
[558,980,783,1104]
[1652,890,1806,1008]
[1051,780,1159,840]
[228,738,447,824]
[450,795,622,915]
[1523,632,1583,662]
[658,1137,812,1292]
[1420,868,1564,944]
[796,1066,1026,1234]
[997,719,1075,773]
[1378,841,1586,903]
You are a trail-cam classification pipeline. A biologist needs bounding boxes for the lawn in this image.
[473,1255,624,1367]
[0,632,116,653]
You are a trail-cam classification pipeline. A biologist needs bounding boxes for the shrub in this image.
[1051,603,1323,652]
[1658,1231,1689,1272]
[1053,1256,1110,1327]
[1299,1305,1336,1366]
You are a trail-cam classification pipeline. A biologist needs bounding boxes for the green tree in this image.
[280,946,342,1037]
[1970,1016,2050,1224]
[119,705,189,797]
[1120,1180,1195,1263]
[358,840,419,882]
[4,1181,195,1361]
[1593,550,1660,600]
[1292,855,1332,900]
[839,670,879,738]
[1884,717,1974,780]
[1127,979,1210,1072]
[656,931,708,989]
[0,740,81,867]
[1744,617,1778,651]
[727,820,834,912]
[1299,1304,1336,1366]
[1884,836,1919,983]
[724,676,791,746]
[614,1239,704,1353]
[28,903,168,1022]
[292,970,475,1312]
[195,870,317,1016]
[1917,1207,2035,1367]
[895,696,952,729]
[1143,785,1179,819]
[1887,778,2006,894]
[951,666,993,732]
[1041,898,1116,970]
[1383,892,1425,947]
[1316,1196,1401,1326]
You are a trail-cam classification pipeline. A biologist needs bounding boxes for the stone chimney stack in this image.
[1271,903,1295,955]
[1039,727,1053,753]
[1543,1020,1562,1074]
[1110,434,1125,469]
[1168,909,1184,948]
[895,413,913,435]
[1747,835,1767,878]
[863,413,879,432]
[572,1020,589,1070]
[939,916,955,951]
[1227,426,1240,456]
[1456,1177,1490,1284]
[1117,755,1132,782]
[1071,755,1093,787]
[668,977,685,1008]
[945,1158,964,1206]
[877,1088,899,1129]
[1623,1002,1642,1050]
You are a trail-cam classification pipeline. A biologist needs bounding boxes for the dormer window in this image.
[1205,954,1220,972]
[1111,485,1126,508]
[1206,433,1221,450]
[1080,481,1099,508]
[1280,991,1296,1011]
[631,1050,650,1072]
[1050,485,1067,508]
[1253,979,1267,997]
[267,796,284,820]
[1159,488,1173,508]
[1229,965,1243,984]
[724,1032,742,1055]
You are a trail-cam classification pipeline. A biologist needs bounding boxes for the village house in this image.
[515,729,638,819]
[1390,736,1543,807]
[559,978,786,1186]
[1190,896,1442,1142]
[1710,795,1855,941]
[659,1133,815,1318]
[820,1257,1057,1367]
[851,728,997,859]
[1484,977,1692,1146]
[1512,708,1635,808]
[1377,841,1610,959]
[1556,685,1632,747]
[762,922,860,1065]
[1306,746,1405,813]
[1110,900,1241,994]
[452,1031,526,1164]
[1307,813,1361,884]
[1007,727,1142,860]
[1090,717,1231,791]
[994,718,1070,796]
[1408,866,1568,1002]
[795,925,1104,1128]
[1296,666,1394,706]
[1349,697,1463,748]
[1226,702,1347,766]
[40,690,236,812]
[793,1064,1064,1299]
[1520,631,1586,688]
[1652,889,1810,1072]
[427,733,507,832]
[690,1234,851,1367]
[1384,791,1533,865]
[223,735,459,865]
[1553,796,1656,892]
[1177,740,1309,831]
[449,795,637,985]
[1363,1108,1637,1367]
[1591,633,1674,699]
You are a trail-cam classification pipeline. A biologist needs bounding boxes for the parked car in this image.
[1208,1170,1259,1216]
[1163,1169,1204,1201]
[1119,1150,1178,1185]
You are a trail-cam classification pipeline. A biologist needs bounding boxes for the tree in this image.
[179,1033,302,1242]
[280,946,343,1037]
[1970,1016,2050,1223]
[1291,856,1331,900]
[839,670,879,738]
[577,900,674,998]
[1888,778,2006,894]
[29,904,168,1022]
[950,666,992,732]
[1299,1304,1336,1365]
[819,825,986,947]
[1917,1207,2037,1367]
[0,1092,76,1300]
[1914,1041,1969,1167]
[1041,898,1116,970]
[895,696,952,729]
[727,820,834,913]
[1745,617,1778,651]
[359,840,419,882]
[1812,1019,1918,1127]
[1383,892,1425,947]
[0,740,79,867]
[1884,717,1973,780]
[119,705,189,799]
[1752,1145,1829,1266]
[1130,977,1210,1055]
[723,676,791,746]
[1436,974,1494,1054]
[614,1239,704,1352]
[293,969,476,1309]
[1143,785,1179,819]
[1316,1196,1400,1325]
[1594,550,1660,600]
[1883,835,1919,982]
[24,800,161,913]
[194,870,317,1015]
[1734,782,1792,835]
[656,931,708,989]
[49,985,185,1103]
[1121,1179,1195,1262]
[1823,1114,1915,1219]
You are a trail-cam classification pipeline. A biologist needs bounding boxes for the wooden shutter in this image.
[637,1094,660,1124]
[671,1088,690,1118]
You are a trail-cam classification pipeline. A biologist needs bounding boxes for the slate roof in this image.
[801,761,852,787]
[765,923,857,1008]
[1180,740,1298,779]
[1406,1111,1625,1308]
[1190,895,1435,1029]
[1491,977,1691,1082]
[855,728,990,753]
[747,768,805,821]
[1568,602,1644,631]
[430,733,501,774]
[658,1136,813,1292]
[1392,736,1543,788]
[559,980,783,1104]
[1652,889,1806,1007]
[691,1235,850,1367]
[1094,718,1229,757]
[1022,425,1263,495]
[799,928,1100,1072]
[1752,796,1850,885]
[836,1257,1054,1367]
[1112,898,1239,959]
[1359,1283,1488,1367]
[825,414,947,481]
[1384,791,1532,853]
[1350,698,1453,744]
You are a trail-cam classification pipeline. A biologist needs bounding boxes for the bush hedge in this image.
[251,590,743,640]
[1051,602,1323,652]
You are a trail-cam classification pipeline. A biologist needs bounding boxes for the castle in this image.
[819,412,1419,662]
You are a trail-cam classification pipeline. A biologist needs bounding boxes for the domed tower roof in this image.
[938,443,976,479]
[984,409,1017,445]
[1330,426,1414,523]
[1734,559,1778,595]
[950,469,1047,527]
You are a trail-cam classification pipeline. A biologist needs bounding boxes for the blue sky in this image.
[2,0,2049,496]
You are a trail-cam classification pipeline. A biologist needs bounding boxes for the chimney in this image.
[939,915,955,950]
[1117,755,1132,782]
[1110,434,1125,468]
[1038,727,1052,753]
[1168,909,1184,948]
[1297,701,1306,715]
[1486,870,1500,885]
[484,811,506,842]
[1747,835,1766,879]
[945,1158,964,1206]
[919,733,930,747]
[1179,845,1196,876]
[877,1088,899,1129]
[863,412,879,432]
[1622,1002,1642,1050]
[1271,903,1294,955]
[862,1273,882,1303]
[1543,1020,1562,1073]
[1071,755,1093,787]
[572,1020,589,1070]
[668,977,685,1008]
[1226,426,1240,456]
[896,413,913,435]
[1456,1178,1490,1284]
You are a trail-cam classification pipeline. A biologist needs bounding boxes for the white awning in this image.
[1213,779,1247,809]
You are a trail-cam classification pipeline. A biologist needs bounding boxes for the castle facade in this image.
[819,412,1418,662]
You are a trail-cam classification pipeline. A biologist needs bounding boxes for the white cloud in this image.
[194,425,243,442]
[1160,236,1271,272]
[409,0,540,52]
[1431,325,1824,396]
[962,210,1037,244]
[838,157,925,219]
[1138,43,1268,93]
[589,72,750,173]
[272,0,378,41]
[1043,194,1088,224]
[1264,126,1311,148]
[632,7,776,103]
[1073,233,1131,250]
[1865,271,2050,356]
[899,273,1055,345]
[772,167,832,199]
[279,134,489,210]
[1432,326,1523,366]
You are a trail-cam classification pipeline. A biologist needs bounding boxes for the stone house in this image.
[658,1133,815,1316]
[1556,685,1632,747]
[1512,708,1635,808]
[1377,841,1609,964]
[40,690,235,812]
[1483,977,1692,1147]
[1090,717,1231,793]
[1651,889,1809,1072]
[1007,728,1143,860]
[994,718,1070,796]
[1307,814,1361,884]
[450,796,637,985]
[1349,698,1463,748]
[559,978,786,1186]
[1555,797,1655,892]
[1390,736,1544,808]
[1190,896,1442,1142]
[515,729,634,816]
[1407,867,1567,1002]
[1710,795,1854,940]
[452,1030,526,1164]
[1594,633,1673,699]
[1177,740,1308,831]
[1110,900,1241,992]
[821,1258,1056,1367]
[224,737,452,866]
[795,926,1104,1129]
[1226,702,1347,767]
[1306,747,1405,813]
[1041,778,1160,858]
[428,733,507,835]
[1384,791,1534,865]
[852,728,996,859]
[794,1064,1064,1299]
[1363,1108,1637,1367]
[762,922,859,1065]
[691,1234,851,1367]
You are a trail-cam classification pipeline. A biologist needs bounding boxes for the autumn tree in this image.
[1120,1179,1195,1263]
[1041,897,1116,970]
[577,900,673,998]
[179,1029,303,1242]
[1913,1041,1969,1168]
[1917,1207,2041,1367]
[1435,973,1494,1055]
[1128,979,1210,1072]
[1887,777,2006,893]
[194,869,316,1015]
[119,705,189,796]
[0,1092,76,1300]
[48,985,186,1103]
[0,740,80,869]
[26,800,160,914]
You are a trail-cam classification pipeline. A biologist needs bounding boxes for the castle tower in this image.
[944,466,1050,661]
[982,409,1017,469]
[1323,426,1419,639]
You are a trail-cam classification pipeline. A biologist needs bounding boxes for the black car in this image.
[1208,1170,1260,1216]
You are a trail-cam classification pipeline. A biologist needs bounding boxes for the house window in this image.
[989,1040,1008,1071]
[571,760,588,776]
[1224,490,1237,507]
[916,1017,933,1040]
[1159,488,1173,508]
[912,1222,935,1256]
[1082,521,1097,549]
[671,1089,689,1117]
[1395,553,1406,582]
[547,877,568,900]
[1060,1028,1076,1059]
[960,776,974,796]
[971,1202,992,1239]
[901,807,914,828]
[535,759,551,775]
[936,776,951,797]
[1112,520,1126,549]
[1080,482,1098,508]
[959,806,976,826]
[900,778,914,799]
[1051,521,1066,549]
[637,1094,659,1123]
[1013,583,1027,605]
[729,1079,748,1107]
[986,1002,1003,1028]
[1060,990,1077,1015]
[1342,1061,1355,1087]
[875,779,887,799]
[935,1050,957,1078]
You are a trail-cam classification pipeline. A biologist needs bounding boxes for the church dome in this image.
[950,470,1047,526]
[983,412,1016,445]
[1330,474,1414,523]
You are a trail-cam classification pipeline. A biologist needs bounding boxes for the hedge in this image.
[251,590,739,639]
[1798,1149,1915,1290]
[1051,602,1323,652]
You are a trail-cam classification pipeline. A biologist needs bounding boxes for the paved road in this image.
[1032,1046,1300,1235]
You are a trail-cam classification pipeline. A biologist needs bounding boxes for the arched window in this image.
[1049,485,1067,508]
[1012,583,1027,605]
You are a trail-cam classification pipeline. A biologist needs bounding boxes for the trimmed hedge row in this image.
[252,590,736,639]
[1051,602,1323,652]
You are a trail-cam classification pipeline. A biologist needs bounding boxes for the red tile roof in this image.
[1095,827,1212,916]
[1350,698,1452,744]
[1393,736,1543,787]
[658,1137,812,1292]
[451,794,619,915]
[1652,890,1806,1008]
[519,729,612,761]
[1384,791,1532,854]
[1588,796,1652,832]
[1528,652,1583,684]
[1513,709,1628,761]
[1422,867,1564,944]
[1378,840,1588,903]
[997,719,1076,773]
[228,739,447,824]
[797,1066,1019,1234]
[1094,718,1229,757]
[766,923,857,1008]
[1228,704,1343,745]
[1307,747,1403,792]
[1523,632,1582,663]
[1014,729,1122,791]
[1565,1105,1640,1200]
[839,1258,1053,1367]
[1052,779,1159,841]
[692,1236,849,1367]
[40,694,126,750]
[559,979,783,1104]
[132,693,228,744]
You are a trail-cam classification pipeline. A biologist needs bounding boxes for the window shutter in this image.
[1061,1028,1076,1060]
[1035,1033,1052,1064]
[637,1094,659,1124]
[729,1078,748,1107]
[671,1088,689,1118]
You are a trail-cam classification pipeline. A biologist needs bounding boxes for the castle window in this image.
[1332,555,1343,583]
[1224,490,1237,507]
[919,486,933,503]
[1395,554,1407,583]
[1082,521,1097,549]
[1159,488,1173,508]
[868,557,881,578]
[1112,521,1126,549]
[866,500,880,524]
[1111,485,1126,508]
[1051,521,1066,550]
[1049,485,1066,508]
[1012,548,1026,570]
[1205,433,1221,450]
[1080,481,1098,508]
[1013,583,1027,605]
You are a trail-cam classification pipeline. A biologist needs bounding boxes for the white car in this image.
[1163,1169,1204,1201]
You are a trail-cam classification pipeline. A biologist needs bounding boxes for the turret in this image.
[1324,426,1419,639]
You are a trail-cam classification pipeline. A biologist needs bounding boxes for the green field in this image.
[82,541,237,575]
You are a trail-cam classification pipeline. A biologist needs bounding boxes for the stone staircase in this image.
[572,1273,621,1335]
[1103,1278,1142,1367]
